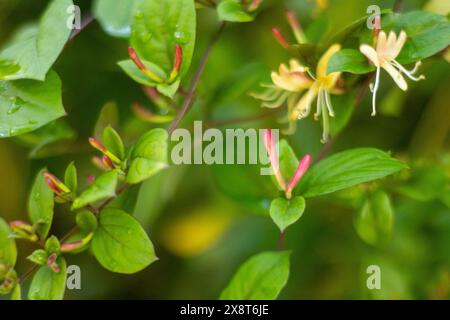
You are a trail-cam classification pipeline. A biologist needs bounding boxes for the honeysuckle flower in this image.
[360,30,425,116]
[9,220,38,242]
[290,44,342,143]
[254,44,343,142]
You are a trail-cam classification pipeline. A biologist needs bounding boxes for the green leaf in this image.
[93,0,139,38]
[217,0,255,23]
[92,208,157,274]
[28,169,54,239]
[126,128,169,184]
[270,197,306,232]
[0,70,66,138]
[298,148,408,198]
[156,80,181,99]
[0,0,73,80]
[329,93,355,137]
[386,11,450,64]
[45,236,61,254]
[103,126,125,160]
[72,170,118,210]
[28,257,67,300]
[220,251,290,300]
[0,218,17,267]
[328,49,375,74]
[76,210,98,232]
[27,249,48,265]
[117,59,167,87]
[11,284,21,300]
[130,0,196,78]
[64,162,78,193]
[354,191,394,245]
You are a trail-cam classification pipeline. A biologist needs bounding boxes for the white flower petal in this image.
[382,62,408,91]
[360,44,380,67]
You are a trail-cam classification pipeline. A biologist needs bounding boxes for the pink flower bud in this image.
[128,46,164,83]
[272,27,290,49]
[286,154,312,198]
[102,155,115,169]
[88,137,107,153]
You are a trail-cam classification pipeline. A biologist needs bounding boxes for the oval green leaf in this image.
[0,0,73,80]
[92,208,157,274]
[28,256,67,300]
[298,148,408,198]
[0,217,17,267]
[28,169,54,239]
[130,0,196,78]
[270,196,306,232]
[220,251,290,300]
[0,70,66,138]
[72,170,118,210]
[126,128,169,184]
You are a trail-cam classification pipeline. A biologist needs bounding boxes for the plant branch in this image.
[168,22,226,134]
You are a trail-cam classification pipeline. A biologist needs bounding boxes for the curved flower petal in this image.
[317,44,341,79]
[382,62,408,91]
[360,44,380,67]
[290,84,319,120]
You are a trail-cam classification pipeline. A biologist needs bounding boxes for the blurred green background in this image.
[0,0,449,299]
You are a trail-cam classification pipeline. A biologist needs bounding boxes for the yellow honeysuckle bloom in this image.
[290,44,342,143]
[253,44,342,142]
[271,59,313,92]
[360,30,425,116]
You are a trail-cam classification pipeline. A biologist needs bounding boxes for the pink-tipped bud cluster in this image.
[88,137,121,167]
[263,129,312,199]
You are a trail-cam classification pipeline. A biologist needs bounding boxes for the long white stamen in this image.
[324,90,335,117]
[392,60,425,82]
[314,88,323,120]
[321,102,330,144]
[372,67,381,117]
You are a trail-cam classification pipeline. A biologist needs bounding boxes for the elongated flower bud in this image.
[272,27,290,49]
[43,172,70,195]
[246,0,262,12]
[262,129,287,191]
[128,47,164,83]
[286,154,311,199]
[169,44,183,83]
[89,137,121,164]
[102,155,115,169]
[61,233,93,253]
[286,10,307,44]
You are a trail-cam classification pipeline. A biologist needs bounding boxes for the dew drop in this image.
[174,31,189,44]
[7,97,24,115]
